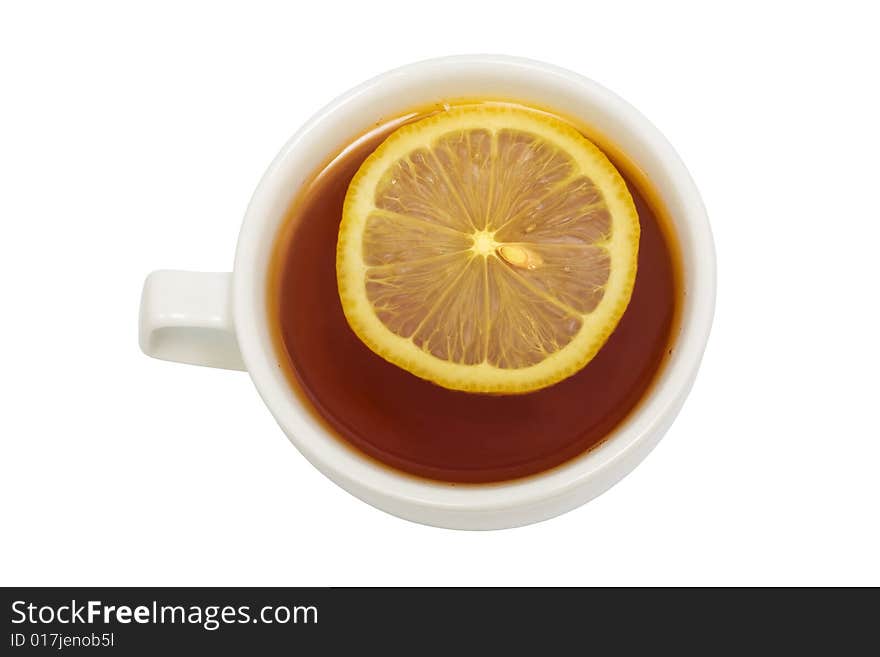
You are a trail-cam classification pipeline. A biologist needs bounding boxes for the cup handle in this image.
[139,270,246,371]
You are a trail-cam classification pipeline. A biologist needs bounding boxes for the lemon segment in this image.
[337,105,640,393]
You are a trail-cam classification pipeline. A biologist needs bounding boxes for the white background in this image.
[2,1,878,586]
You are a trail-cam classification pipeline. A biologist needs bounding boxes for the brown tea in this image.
[268,103,680,484]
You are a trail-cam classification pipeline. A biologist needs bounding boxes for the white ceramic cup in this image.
[139,55,716,530]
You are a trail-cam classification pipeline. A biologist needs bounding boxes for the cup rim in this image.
[231,54,716,522]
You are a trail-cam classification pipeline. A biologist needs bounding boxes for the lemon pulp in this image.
[337,104,640,393]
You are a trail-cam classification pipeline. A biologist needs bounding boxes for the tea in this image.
[268,103,680,484]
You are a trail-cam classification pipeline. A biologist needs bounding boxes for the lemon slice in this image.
[337,105,640,393]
